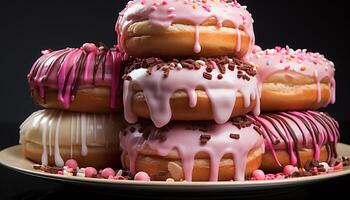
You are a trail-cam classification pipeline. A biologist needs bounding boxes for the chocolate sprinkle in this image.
[304,160,320,171]
[342,157,350,166]
[200,134,211,145]
[230,133,240,140]
[203,72,212,80]
[33,165,64,174]
[124,57,256,83]
[206,66,213,73]
[129,127,136,133]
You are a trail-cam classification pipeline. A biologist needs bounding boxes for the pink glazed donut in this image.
[120,116,265,181]
[116,0,255,59]
[249,46,336,112]
[123,57,260,128]
[28,43,125,113]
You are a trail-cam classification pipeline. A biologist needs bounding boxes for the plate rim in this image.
[1,144,350,191]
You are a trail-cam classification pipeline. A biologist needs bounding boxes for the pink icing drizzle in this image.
[123,59,260,128]
[120,121,265,181]
[249,111,339,167]
[28,43,125,109]
[116,0,255,59]
[249,46,336,106]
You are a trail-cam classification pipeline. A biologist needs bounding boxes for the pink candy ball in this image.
[283,165,298,176]
[82,43,97,53]
[41,49,52,55]
[134,171,151,181]
[252,169,265,180]
[65,159,78,169]
[101,168,116,179]
[85,167,98,178]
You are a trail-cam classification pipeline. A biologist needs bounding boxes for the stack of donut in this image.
[118,0,264,181]
[117,0,339,181]
[248,46,338,171]
[20,43,126,169]
[20,0,340,182]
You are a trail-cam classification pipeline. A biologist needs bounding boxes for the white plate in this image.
[0,144,349,191]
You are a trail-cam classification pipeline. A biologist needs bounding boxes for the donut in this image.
[20,110,124,169]
[27,43,125,113]
[249,111,339,172]
[116,0,255,59]
[123,57,260,128]
[120,117,265,181]
[249,46,336,111]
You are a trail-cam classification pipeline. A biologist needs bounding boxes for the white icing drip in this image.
[76,113,80,144]
[70,115,74,158]
[80,114,88,157]
[48,110,57,156]
[40,113,49,166]
[54,112,64,166]
[20,110,121,167]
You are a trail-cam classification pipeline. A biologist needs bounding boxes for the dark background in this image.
[0,0,348,124]
[0,0,349,199]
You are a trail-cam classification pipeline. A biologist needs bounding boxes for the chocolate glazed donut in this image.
[249,111,339,172]
[28,43,125,113]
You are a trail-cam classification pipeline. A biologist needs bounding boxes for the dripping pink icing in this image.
[123,58,260,128]
[248,111,339,167]
[249,46,336,106]
[116,0,255,59]
[28,43,125,109]
[120,120,265,181]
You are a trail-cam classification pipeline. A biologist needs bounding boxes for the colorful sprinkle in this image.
[283,165,298,176]
[168,14,176,19]
[65,159,78,169]
[151,5,158,11]
[252,169,265,180]
[300,66,307,71]
[85,167,98,178]
[134,172,151,181]
[101,168,116,178]
[168,7,175,12]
